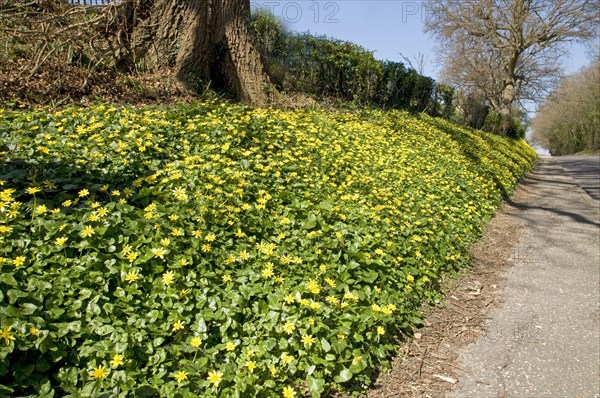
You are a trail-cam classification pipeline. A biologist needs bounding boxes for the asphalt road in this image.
[554,155,600,203]
[450,156,599,397]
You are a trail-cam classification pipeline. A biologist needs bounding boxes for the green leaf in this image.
[20,303,38,315]
[320,338,331,353]
[334,368,353,383]
[307,375,325,398]
[0,274,18,287]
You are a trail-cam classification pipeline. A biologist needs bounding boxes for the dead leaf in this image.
[432,374,458,384]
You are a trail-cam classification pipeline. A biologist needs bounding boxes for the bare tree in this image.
[398,52,428,75]
[425,0,599,133]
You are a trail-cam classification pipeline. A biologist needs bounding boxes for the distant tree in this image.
[531,62,599,155]
[425,0,599,134]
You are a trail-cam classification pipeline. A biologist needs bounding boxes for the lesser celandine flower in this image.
[174,371,188,383]
[13,256,25,267]
[162,270,175,286]
[89,365,107,379]
[207,370,223,387]
[125,271,138,283]
[301,334,315,347]
[0,326,16,345]
[110,354,124,368]
[283,386,296,398]
[172,321,184,332]
[81,225,94,238]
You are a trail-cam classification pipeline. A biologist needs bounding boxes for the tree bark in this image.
[129,0,266,105]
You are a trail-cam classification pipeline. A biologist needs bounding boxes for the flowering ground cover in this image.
[0,101,536,397]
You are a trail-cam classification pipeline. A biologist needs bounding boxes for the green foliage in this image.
[250,13,444,114]
[0,100,536,397]
[531,63,600,155]
[482,111,526,139]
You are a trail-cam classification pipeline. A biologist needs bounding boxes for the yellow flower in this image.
[222,274,232,283]
[110,354,124,368]
[281,353,294,364]
[89,365,107,379]
[406,274,414,282]
[192,229,202,238]
[171,320,185,332]
[35,204,47,214]
[207,370,223,387]
[0,326,16,345]
[245,360,257,372]
[160,238,171,247]
[283,386,296,398]
[225,341,236,351]
[0,225,12,234]
[62,199,72,207]
[283,322,295,334]
[174,370,188,383]
[283,294,295,304]
[13,256,25,267]
[25,186,41,195]
[262,268,274,279]
[126,252,138,262]
[205,233,216,242]
[162,270,175,286]
[190,337,202,348]
[78,189,89,198]
[178,258,189,267]
[353,355,362,364]
[151,247,166,259]
[238,250,250,261]
[80,225,95,238]
[125,271,138,283]
[306,279,321,295]
[301,334,315,347]
[377,326,385,335]
[343,291,358,302]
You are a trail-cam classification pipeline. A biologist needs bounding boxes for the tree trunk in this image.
[499,78,516,134]
[129,0,266,105]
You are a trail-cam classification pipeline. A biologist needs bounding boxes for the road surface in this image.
[450,156,599,397]
[554,155,600,203]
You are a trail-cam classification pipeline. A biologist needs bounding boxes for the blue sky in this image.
[250,1,594,80]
